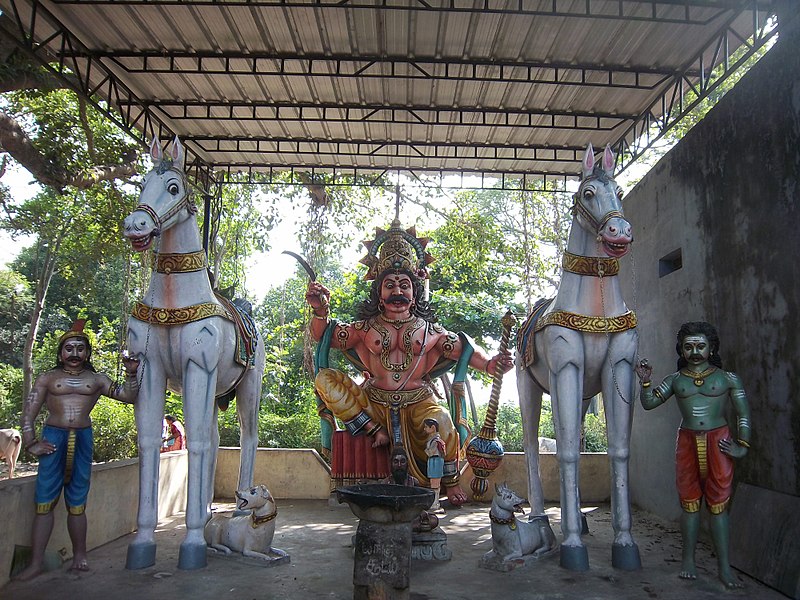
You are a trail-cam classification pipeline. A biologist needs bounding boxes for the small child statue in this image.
[423,418,446,511]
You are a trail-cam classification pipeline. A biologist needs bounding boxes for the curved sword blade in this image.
[282,250,317,281]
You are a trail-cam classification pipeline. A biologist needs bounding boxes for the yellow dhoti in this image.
[315,368,460,487]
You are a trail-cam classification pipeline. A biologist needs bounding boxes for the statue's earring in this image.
[379,300,385,311]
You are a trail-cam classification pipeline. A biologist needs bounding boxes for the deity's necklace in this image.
[378,314,416,330]
[62,366,85,376]
[372,317,424,381]
[680,366,717,387]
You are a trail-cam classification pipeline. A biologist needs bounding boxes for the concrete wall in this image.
[214,447,333,500]
[0,451,187,587]
[622,20,800,519]
[213,448,611,504]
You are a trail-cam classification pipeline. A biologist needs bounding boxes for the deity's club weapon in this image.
[465,309,517,501]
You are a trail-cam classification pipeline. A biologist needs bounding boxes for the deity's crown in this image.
[360,218,434,281]
[57,319,92,360]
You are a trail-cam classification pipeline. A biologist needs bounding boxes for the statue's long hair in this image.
[676,321,722,370]
[356,269,438,322]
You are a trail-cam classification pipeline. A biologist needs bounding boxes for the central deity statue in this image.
[306,219,513,506]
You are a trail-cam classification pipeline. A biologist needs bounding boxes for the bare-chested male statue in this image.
[15,320,139,581]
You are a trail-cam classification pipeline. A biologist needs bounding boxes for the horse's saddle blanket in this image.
[215,293,259,369]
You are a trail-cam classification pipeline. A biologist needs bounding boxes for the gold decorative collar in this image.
[251,509,278,528]
[132,301,230,326]
[535,309,637,334]
[153,250,207,274]
[562,251,620,277]
[490,512,517,529]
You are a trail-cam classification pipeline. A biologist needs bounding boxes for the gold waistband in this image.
[562,251,620,277]
[153,250,207,274]
[365,385,433,408]
[535,309,637,334]
[132,301,231,326]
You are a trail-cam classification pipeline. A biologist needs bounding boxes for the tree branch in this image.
[0,109,137,192]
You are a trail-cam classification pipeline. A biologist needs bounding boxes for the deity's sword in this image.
[282,250,317,281]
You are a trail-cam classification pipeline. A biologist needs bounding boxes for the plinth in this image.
[337,484,435,600]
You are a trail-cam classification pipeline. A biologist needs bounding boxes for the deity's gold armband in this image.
[441,332,459,359]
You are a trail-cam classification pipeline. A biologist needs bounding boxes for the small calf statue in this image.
[204,485,289,564]
[480,482,557,572]
[0,428,22,479]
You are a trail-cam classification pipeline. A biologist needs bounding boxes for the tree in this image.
[0,26,138,191]
[0,80,144,396]
[0,269,33,367]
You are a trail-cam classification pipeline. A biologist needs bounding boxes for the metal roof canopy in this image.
[0,0,781,191]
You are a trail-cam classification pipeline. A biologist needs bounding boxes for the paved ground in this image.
[2,498,784,600]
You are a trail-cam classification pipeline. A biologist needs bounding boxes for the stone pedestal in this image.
[411,528,451,561]
[338,484,435,600]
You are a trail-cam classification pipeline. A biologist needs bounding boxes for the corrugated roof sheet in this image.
[0,0,780,184]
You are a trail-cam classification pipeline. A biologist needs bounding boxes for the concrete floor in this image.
[2,499,785,600]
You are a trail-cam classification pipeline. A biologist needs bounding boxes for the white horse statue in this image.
[515,143,640,571]
[123,137,265,570]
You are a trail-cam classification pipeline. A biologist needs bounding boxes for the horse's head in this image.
[123,136,194,252]
[572,144,633,258]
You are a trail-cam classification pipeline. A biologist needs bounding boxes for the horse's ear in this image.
[150,137,163,162]
[602,144,615,177]
[171,136,185,171]
[495,482,501,494]
[582,143,595,179]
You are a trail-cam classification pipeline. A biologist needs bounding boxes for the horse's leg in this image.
[205,403,219,522]
[235,345,264,492]
[547,332,588,571]
[179,356,220,570]
[603,330,641,570]
[516,362,545,514]
[126,351,167,570]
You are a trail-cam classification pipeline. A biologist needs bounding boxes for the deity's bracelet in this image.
[642,381,651,388]
[366,423,383,437]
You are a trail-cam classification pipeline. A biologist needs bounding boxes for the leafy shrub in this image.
[0,364,23,428]
[91,397,137,462]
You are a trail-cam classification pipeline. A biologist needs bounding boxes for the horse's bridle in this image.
[572,178,625,237]
[134,167,196,237]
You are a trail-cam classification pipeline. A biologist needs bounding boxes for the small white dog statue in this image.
[480,482,557,572]
[204,485,289,563]
[0,428,22,479]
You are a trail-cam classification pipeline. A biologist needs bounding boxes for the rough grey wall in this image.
[622,20,800,520]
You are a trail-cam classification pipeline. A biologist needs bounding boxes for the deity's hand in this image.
[488,349,514,376]
[305,281,331,312]
[27,438,56,457]
[121,354,140,377]
[718,438,747,459]
[635,359,652,383]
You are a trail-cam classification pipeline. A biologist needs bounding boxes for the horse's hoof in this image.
[126,542,157,570]
[559,545,589,571]
[612,542,641,571]
[178,542,208,570]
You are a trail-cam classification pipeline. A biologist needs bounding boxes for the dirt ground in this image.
[1,496,787,600]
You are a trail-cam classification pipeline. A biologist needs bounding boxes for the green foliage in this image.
[216,397,321,452]
[0,364,24,427]
[474,398,607,453]
[0,270,34,366]
[582,413,608,453]
[91,397,137,463]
